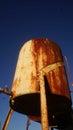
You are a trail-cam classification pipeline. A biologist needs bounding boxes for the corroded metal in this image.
[10,38,72,127]
[11,38,70,99]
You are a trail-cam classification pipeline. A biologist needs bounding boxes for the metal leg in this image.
[2,108,13,130]
[40,70,49,130]
[26,117,30,130]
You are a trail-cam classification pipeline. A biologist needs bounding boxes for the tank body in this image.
[10,38,72,126]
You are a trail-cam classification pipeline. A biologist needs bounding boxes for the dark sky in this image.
[0,0,73,130]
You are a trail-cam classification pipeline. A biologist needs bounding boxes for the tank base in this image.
[10,93,72,127]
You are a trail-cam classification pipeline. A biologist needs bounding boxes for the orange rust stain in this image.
[47,66,70,98]
[21,66,25,70]
[12,78,21,90]
[33,38,63,66]
[11,38,70,99]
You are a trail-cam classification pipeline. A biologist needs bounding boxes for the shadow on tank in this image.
[56,109,73,130]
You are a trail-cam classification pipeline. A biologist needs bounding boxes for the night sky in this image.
[0,0,73,130]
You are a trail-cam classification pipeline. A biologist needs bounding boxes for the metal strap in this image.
[40,61,64,73]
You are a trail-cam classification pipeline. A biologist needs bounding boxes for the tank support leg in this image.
[26,117,30,130]
[39,70,49,130]
[2,108,13,130]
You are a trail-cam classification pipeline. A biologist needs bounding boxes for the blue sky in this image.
[0,0,73,130]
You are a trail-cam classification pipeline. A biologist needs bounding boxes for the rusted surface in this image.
[11,38,70,99]
[10,38,72,127]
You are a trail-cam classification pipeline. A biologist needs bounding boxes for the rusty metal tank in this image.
[10,38,72,126]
